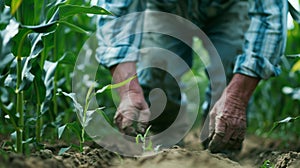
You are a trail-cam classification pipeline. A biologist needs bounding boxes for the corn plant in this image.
[135,126,155,152]
[58,76,137,153]
[0,0,110,154]
[260,160,274,168]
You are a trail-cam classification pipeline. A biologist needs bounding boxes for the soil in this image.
[1,132,300,168]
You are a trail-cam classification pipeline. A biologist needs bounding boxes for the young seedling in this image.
[260,160,274,168]
[268,116,300,136]
[135,126,153,152]
[58,75,137,153]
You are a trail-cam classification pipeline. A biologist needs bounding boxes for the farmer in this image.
[96,0,287,153]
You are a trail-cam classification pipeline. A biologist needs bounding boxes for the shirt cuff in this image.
[233,53,281,79]
[96,45,140,68]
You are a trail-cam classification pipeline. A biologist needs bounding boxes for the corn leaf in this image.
[96,75,137,94]
[11,0,22,15]
[58,21,89,34]
[269,116,300,134]
[58,125,67,139]
[291,59,300,72]
[58,146,71,155]
[20,22,58,33]
[58,5,112,19]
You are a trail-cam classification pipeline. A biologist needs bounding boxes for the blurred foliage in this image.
[0,0,111,153]
[248,20,300,144]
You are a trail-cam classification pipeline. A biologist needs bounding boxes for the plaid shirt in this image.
[96,0,288,79]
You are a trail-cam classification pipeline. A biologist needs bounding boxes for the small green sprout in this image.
[260,160,274,168]
[135,126,153,152]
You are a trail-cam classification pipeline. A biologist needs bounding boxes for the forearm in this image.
[225,74,260,106]
[110,62,143,99]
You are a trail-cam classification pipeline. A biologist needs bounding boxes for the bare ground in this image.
[1,132,300,168]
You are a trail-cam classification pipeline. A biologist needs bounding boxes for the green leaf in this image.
[136,134,143,144]
[58,125,67,139]
[22,137,33,144]
[0,53,14,74]
[4,58,34,91]
[85,84,95,105]
[96,75,137,94]
[47,4,111,23]
[260,160,274,168]
[58,52,76,65]
[67,122,82,141]
[58,21,90,34]
[145,140,153,151]
[32,63,46,103]
[20,19,91,35]
[60,92,83,115]
[41,61,58,114]
[11,0,23,15]
[144,125,151,137]
[43,61,58,101]
[0,8,11,30]
[269,116,300,134]
[95,108,112,126]
[11,28,33,57]
[58,146,71,155]
[288,2,300,25]
[58,5,112,19]
[291,59,300,72]
[20,22,58,33]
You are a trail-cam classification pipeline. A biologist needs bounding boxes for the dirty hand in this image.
[208,91,247,153]
[208,74,259,153]
[114,91,151,136]
[110,62,151,136]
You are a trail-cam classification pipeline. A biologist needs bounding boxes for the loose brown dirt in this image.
[1,132,300,168]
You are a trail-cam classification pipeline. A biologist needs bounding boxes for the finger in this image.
[222,128,234,143]
[209,117,229,153]
[230,124,246,140]
[136,122,147,134]
[136,109,150,133]
[208,132,226,153]
[227,129,245,151]
[114,112,123,131]
[121,110,137,129]
[123,126,137,136]
[226,137,243,152]
[214,117,229,140]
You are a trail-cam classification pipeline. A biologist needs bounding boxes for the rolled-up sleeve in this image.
[233,0,288,79]
[96,0,146,68]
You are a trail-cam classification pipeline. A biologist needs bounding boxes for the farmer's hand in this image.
[110,62,151,136]
[114,90,150,135]
[208,74,259,153]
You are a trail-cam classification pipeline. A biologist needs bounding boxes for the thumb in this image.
[137,108,151,133]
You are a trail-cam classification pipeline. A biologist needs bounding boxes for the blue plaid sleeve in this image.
[233,0,288,79]
[96,0,146,68]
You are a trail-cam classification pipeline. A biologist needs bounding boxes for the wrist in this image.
[118,79,144,99]
[225,73,259,104]
[109,62,143,97]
